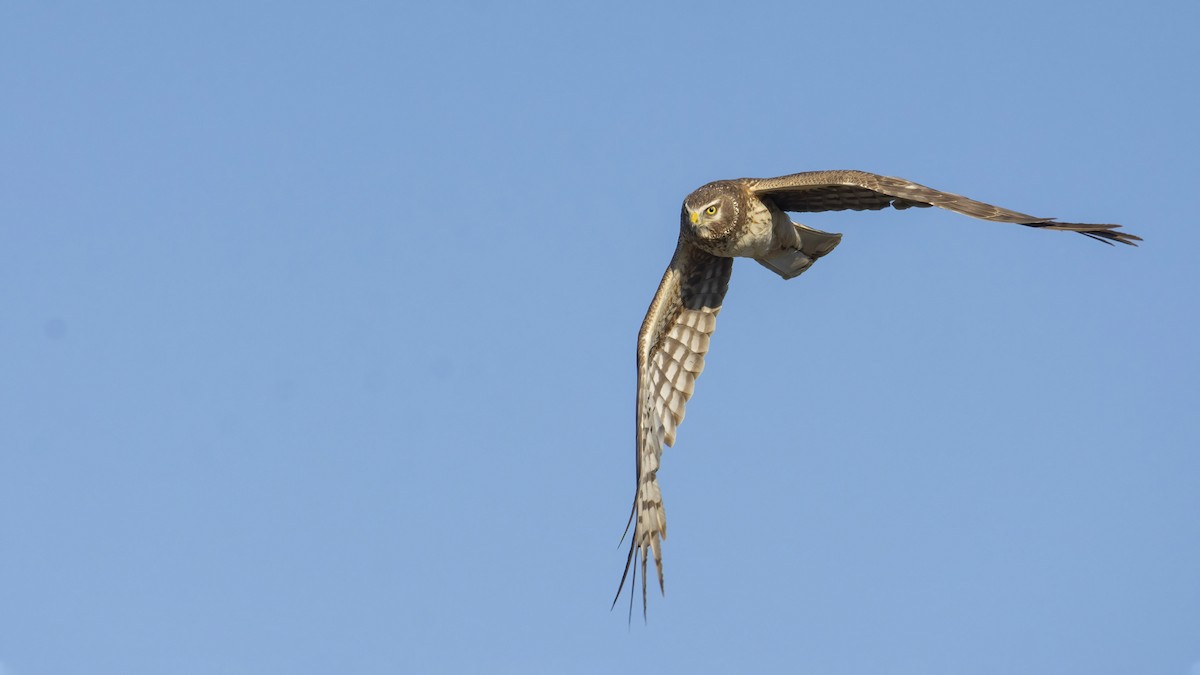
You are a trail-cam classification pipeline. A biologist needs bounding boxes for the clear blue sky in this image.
[2,2,1197,674]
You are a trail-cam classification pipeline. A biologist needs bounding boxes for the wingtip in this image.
[1029,220,1141,247]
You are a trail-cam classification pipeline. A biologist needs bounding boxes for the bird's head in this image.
[681,181,741,243]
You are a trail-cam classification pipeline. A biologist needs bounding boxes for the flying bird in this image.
[615,169,1139,617]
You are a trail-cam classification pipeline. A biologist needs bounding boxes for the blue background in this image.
[3,2,1197,673]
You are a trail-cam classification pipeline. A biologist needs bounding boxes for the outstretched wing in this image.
[748,170,1140,246]
[615,239,732,619]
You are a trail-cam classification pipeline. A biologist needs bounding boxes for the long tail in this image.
[756,223,843,280]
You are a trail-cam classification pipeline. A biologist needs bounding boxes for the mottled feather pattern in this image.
[615,241,731,617]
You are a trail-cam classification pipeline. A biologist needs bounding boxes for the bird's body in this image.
[616,169,1139,618]
[684,178,844,278]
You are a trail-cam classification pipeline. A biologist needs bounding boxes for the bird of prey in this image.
[615,169,1139,617]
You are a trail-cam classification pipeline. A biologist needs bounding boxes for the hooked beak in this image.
[689,211,699,225]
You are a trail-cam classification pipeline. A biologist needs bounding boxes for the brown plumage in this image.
[615,169,1139,619]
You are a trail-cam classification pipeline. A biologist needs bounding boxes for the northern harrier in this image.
[615,169,1139,617]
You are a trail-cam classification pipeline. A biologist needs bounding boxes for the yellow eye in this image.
[705,205,718,215]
